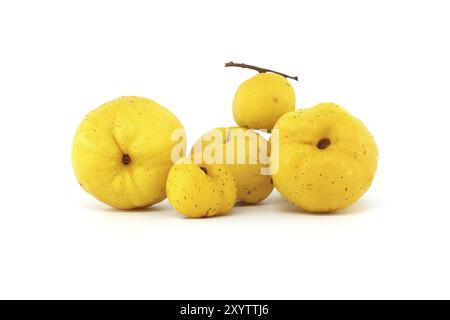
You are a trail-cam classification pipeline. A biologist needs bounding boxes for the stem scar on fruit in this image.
[122,154,131,165]
[317,138,331,150]
[224,61,298,81]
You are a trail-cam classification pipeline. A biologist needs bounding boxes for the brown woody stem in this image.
[224,61,298,81]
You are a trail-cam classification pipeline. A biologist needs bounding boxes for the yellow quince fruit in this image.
[191,127,273,204]
[232,73,295,130]
[271,102,378,213]
[166,156,238,218]
[72,96,186,209]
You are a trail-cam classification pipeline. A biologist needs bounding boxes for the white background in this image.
[1,0,449,299]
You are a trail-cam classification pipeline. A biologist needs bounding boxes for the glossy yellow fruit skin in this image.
[72,96,186,209]
[191,127,273,204]
[272,103,378,213]
[233,73,295,130]
[166,157,238,218]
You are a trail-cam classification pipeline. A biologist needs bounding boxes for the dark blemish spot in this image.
[273,97,278,103]
[200,167,208,175]
[122,154,131,165]
[317,138,331,150]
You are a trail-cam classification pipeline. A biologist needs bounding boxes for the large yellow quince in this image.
[72,96,186,209]
[271,102,378,213]
[191,127,273,204]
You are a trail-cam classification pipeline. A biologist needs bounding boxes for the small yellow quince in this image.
[232,73,295,130]
[166,156,238,218]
